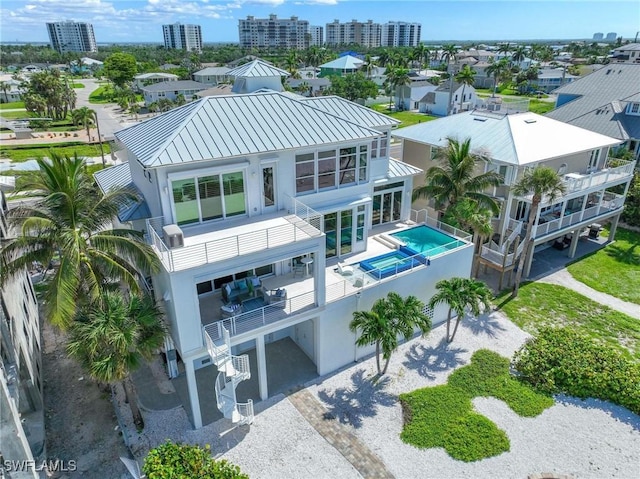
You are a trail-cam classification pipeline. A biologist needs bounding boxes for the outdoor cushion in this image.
[237,280,248,292]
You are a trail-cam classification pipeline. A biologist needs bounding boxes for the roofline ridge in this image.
[302,95,401,124]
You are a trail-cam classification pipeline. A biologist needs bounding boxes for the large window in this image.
[171,171,246,226]
[296,144,369,195]
[372,182,404,226]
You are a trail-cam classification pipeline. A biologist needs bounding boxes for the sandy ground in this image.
[42,317,131,479]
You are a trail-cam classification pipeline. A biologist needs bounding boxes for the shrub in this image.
[143,441,249,479]
[513,327,640,414]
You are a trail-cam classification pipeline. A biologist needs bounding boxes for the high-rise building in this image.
[238,15,310,50]
[593,32,604,41]
[46,20,97,53]
[0,190,44,478]
[381,21,421,47]
[163,23,203,52]
[325,19,381,47]
[605,32,618,42]
[309,25,324,46]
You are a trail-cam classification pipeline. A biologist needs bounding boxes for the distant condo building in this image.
[163,23,203,53]
[46,20,97,53]
[325,19,381,47]
[606,32,618,42]
[309,25,324,46]
[593,32,604,41]
[239,15,310,50]
[381,21,421,47]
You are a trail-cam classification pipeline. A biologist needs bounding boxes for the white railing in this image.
[531,193,625,237]
[286,195,323,231]
[236,400,254,426]
[146,215,323,272]
[410,209,473,242]
[479,240,525,268]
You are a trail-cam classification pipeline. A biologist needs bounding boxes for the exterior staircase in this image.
[204,326,254,425]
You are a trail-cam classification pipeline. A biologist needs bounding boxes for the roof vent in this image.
[606,69,612,74]
[474,117,487,122]
[524,119,536,124]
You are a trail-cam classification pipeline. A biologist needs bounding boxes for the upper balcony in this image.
[147,207,323,273]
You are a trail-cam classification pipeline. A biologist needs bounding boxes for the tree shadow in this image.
[463,312,507,339]
[402,338,467,379]
[554,394,640,432]
[605,242,640,266]
[317,369,395,429]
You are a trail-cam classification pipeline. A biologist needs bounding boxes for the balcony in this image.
[562,158,635,194]
[146,212,323,273]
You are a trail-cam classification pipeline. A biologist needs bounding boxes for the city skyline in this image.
[1,0,638,44]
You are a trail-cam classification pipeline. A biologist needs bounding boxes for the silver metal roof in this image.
[93,163,150,221]
[141,80,208,92]
[387,158,423,178]
[115,92,381,167]
[193,66,231,76]
[302,96,400,129]
[227,60,289,78]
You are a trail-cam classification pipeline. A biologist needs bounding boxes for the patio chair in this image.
[337,262,354,276]
[293,260,305,277]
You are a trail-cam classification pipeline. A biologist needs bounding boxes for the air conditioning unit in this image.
[163,224,184,249]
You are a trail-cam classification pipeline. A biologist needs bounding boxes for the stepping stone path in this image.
[288,388,394,479]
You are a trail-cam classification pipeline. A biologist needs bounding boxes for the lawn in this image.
[399,349,553,462]
[567,227,640,305]
[0,110,35,119]
[528,99,554,114]
[0,142,111,162]
[89,85,114,104]
[370,104,437,127]
[0,101,25,110]
[495,282,640,359]
[71,82,85,89]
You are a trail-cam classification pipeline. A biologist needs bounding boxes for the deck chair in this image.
[337,262,354,276]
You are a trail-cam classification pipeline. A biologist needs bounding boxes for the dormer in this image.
[228,60,290,94]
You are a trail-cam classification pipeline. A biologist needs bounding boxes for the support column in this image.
[314,248,326,307]
[523,240,535,278]
[185,358,202,429]
[608,213,621,242]
[568,229,580,258]
[256,335,268,401]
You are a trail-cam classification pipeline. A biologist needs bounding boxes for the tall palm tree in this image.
[511,45,528,66]
[67,292,166,429]
[363,54,376,79]
[0,153,160,328]
[428,277,492,343]
[71,106,95,139]
[349,292,431,376]
[442,198,493,254]
[283,51,300,77]
[441,44,459,116]
[386,66,411,110]
[412,137,503,215]
[128,103,140,120]
[411,43,429,70]
[485,58,509,96]
[306,46,325,77]
[454,64,476,112]
[511,167,566,297]
[0,81,9,102]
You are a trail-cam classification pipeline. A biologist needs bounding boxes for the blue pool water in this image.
[391,225,465,257]
[359,246,426,280]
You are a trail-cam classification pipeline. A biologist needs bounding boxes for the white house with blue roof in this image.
[95,88,474,429]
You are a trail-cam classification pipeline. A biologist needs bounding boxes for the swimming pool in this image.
[359,246,426,280]
[391,225,465,257]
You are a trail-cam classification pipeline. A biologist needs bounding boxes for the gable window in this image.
[296,144,369,195]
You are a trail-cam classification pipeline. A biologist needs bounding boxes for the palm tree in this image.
[442,198,493,253]
[363,54,376,79]
[67,292,166,429]
[428,278,492,343]
[497,42,512,57]
[349,292,431,376]
[454,64,476,112]
[0,153,160,328]
[174,94,186,107]
[412,137,503,215]
[386,66,411,110]
[284,51,300,77]
[511,45,528,66]
[0,81,9,102]
[157,98,173,112]
[305,46,325,77]
[511,167,566,297]
[71,106,95,139]
[485,58,509,96]
[411,43,429,70]
[128,103,140,120]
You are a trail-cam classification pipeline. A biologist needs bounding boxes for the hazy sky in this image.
[1,0,639,44]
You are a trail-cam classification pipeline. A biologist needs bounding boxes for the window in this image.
[629,102,640,115]
[318,150,336,190]
[359,145,368,182]
[296,145,369,195]
[295,153,315,193]
[172,178,199,225]
[356,205,366,241]
[339,147,357,185]
[588,149,601,171]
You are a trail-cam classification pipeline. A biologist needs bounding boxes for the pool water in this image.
[391,225,464,257]
[365,251,412,269]
[359,247,426,280]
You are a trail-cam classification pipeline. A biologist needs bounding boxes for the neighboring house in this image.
[226,55,271,68]
[195,84,234,98]
[534,67,578,93]
[0,75,25,102]
[296,67,320,79]
[394,109,633,279]
[609,43,640,63]
[227,60,289,94]
[286,78,331,97]
[319,55,364,77]
[192,67,231,86]
[0,189,45,477]
[134,72,179,92]
[21,65,43,74]
[141,80,207,106]
[418,82,479,116]
[547,63,640,159]
[159,63,180,71]
[94,90,474,429]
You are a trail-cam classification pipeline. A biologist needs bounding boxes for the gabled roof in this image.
[300,96,400,128]
[546,63,640,140]
[227,60,289,78]
[195,84,234,98]
[141,80,207,92]
[392,110,621,166]
[93,163,151,222]
[115,91,381,168]
[193,66,231,76]
[135,72,178,80]
[320,55,364,70]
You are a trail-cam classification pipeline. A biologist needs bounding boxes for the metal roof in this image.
[227,60,289,78]
[115,91,381,168]
[134,72,178,80]
[387,158,423,178]
[546,64,640,140]
[141,80,208,92]
[392,110,621,166]
[320,55,364,70]
[193,66,231,76]
[93,163,151,222]
[301,96,400,129]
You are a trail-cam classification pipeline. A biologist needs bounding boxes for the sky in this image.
[1,0,639,44]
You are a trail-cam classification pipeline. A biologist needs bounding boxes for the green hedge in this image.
[513,327,640,415]
[399,349,553,462]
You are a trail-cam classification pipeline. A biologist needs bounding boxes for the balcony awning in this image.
[387,158,423,179]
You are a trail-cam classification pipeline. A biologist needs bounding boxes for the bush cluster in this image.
[513,327,640,414]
